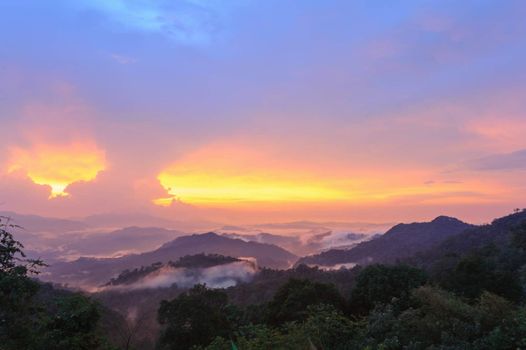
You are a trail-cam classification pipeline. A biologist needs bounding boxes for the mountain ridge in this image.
[42,231,297,288]
[296,216,473,267]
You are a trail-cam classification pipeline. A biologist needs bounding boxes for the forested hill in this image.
[413,209,526,268]
[43,232,296,287]
[296,216,473,266]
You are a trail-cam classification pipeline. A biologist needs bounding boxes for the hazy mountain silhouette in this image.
[413,210,526,267]
[154,232,296,268]
[83,213,179,230]
[42,232,296,288]
[62,226,184,257]
[0,211,89,233]
[222,231,368,256]
[296,216,473,267]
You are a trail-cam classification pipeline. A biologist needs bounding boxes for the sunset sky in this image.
[1,1,525,224]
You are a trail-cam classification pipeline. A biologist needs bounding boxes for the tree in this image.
[439,252,523,302]
[157,284,231,350]
[0,216,114,350]
[302,304,361,350]
[265,278,347,325]
[360,286,521,349]
[349,264,428,315]
[512,222,526,251]
[37,294,111,350]
[0,216,45,348]
[203,305,361,350]
[103,307,151,350]
[475,306,526,349]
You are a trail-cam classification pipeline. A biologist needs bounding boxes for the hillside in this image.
[42,232,297,288]
[296,216,473,267]
[414,209,526,268]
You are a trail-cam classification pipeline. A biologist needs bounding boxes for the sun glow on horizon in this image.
[157,171,347,205]
[7,142,106,198]
[155,145,351,206]
[154,144,505,209]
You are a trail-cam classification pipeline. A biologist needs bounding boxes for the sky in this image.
[1,0,525,224]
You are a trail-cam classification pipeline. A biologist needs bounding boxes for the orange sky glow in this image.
[7,142,106,198]
[1,1,525,225]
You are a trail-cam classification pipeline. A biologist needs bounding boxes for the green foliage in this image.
[234,324,309,350]
[301,304,361,350]
[475,306,526,349]
[512,222,526,251]
[0,216,44,275]
[203,305,360,350]
[0,216,113,350]
[349,264,428,315]
[37,294,109,350]
[201,336,232,350]
[0,272,41,349]
[0,216,44,348]
[225,264,358,307]
[399,286,482,346]
[157,284,231,350]
[436,249,523,302]
[361,286,523,350]
[265,278,347,325]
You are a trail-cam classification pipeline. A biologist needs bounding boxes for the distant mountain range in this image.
[3,211,386,262]
[59,226,184,258]
[222,231,368,256]
[42,215,478,288]
[42,232,297,288]
[0,211,213,262]
[252,221,391,233]
[20,226,184,264]
[296,216,474,267]
[17,208,526,293]
[0,211,89,234]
